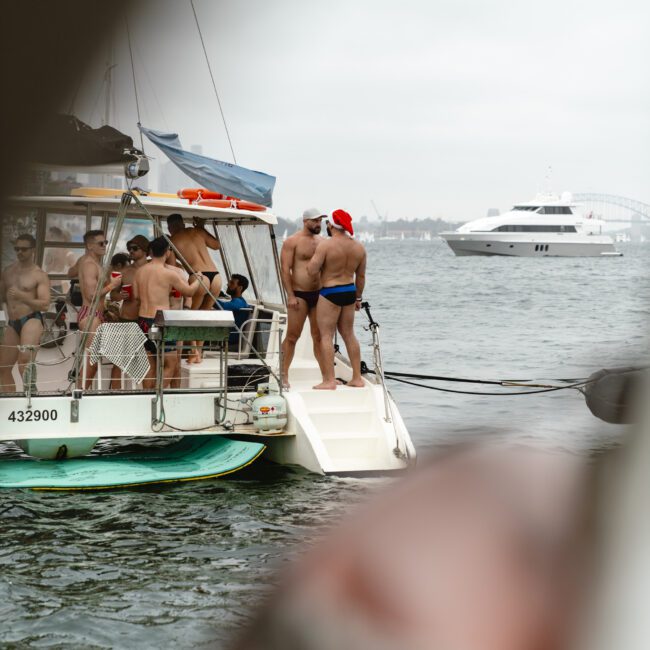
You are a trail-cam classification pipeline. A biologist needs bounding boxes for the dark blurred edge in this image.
[0,0,128,202]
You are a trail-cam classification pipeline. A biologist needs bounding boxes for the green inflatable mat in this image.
[0,436,265,490]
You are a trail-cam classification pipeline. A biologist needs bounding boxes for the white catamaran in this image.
[0,173,415,487]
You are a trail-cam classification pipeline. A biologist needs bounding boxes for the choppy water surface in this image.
[1,240,648,647]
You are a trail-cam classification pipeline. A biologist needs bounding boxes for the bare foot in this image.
[313,380,337,390]
[336,378,347,385]
[187,351,202,364]
[347,378,365,388]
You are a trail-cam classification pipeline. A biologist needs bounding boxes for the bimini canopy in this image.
[141,126,275,207]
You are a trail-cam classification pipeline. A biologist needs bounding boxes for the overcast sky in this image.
[71,0,649,222]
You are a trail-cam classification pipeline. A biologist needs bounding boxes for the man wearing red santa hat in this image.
[306,209,366,390]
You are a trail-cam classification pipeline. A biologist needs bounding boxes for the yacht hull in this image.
[440,234,621,257]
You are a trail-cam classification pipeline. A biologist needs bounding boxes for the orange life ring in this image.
[177,188,226,202]
[197,198,267,212]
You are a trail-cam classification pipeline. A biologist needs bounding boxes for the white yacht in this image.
[440,192,622,257]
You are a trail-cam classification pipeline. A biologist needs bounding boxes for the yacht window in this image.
[513,206,540,211]
[537,206,573,215]
[493,225,576,233]
[46,212,85,243]
[241,224,283,305]
[105,216,156,256]
[215,223,256,302]
[1,206,39,266]
[42,247,84,291]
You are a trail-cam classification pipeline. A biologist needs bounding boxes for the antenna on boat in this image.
[545,165,553,196]
[189,0,238,164]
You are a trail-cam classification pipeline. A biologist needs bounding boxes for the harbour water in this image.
[1,239,648,647]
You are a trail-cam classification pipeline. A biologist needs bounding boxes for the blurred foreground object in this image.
[233,444,594,650]
[582,366,647,424]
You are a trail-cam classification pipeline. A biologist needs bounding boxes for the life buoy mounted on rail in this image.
[177,187,266,212]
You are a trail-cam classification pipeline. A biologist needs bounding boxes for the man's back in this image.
[321,237,365,287]
[171,227,216,272]
[135,263,177,317]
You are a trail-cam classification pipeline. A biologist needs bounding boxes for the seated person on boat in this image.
[0,234,51,392]
[214,273,250,347]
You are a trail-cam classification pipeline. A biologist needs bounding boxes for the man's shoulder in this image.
[34,266,50,281]
[78,256,97,272]
[283,232,301,246]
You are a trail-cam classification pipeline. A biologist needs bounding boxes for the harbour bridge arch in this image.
[573,193,650,224]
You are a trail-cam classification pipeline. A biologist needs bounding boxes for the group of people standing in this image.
[75,215,248,389]
[1,207,366,394]
[280,208,366,390]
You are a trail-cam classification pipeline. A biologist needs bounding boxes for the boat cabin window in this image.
[493,225,577,233]
[1,206,38,267]
[214,223,256,302]
[537,206,573,214]
[512,206,540,211]
[105,216,156,256]
[241,224,283,305]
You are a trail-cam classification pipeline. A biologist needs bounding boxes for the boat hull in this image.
[440,234,621,257]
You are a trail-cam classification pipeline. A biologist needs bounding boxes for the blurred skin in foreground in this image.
[233,444,594,650]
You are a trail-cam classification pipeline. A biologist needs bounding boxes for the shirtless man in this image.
[76,230,122,388]
[133,236,204,389]
[0,234,51,392]
[307,210,366,390]
[109,235,149,388]
[167,213,222,363]
[280,208,327,388]
[113,235,150,323]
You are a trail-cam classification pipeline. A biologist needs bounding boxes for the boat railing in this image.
[0,314,285,405]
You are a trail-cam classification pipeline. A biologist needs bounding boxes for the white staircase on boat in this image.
[266,355,410,475]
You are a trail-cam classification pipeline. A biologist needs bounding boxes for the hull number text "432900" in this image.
[8,410,58,423]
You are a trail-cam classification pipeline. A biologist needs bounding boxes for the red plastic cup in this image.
[111,271,122,284]
[122,284,133,298]
[170,288,181,299]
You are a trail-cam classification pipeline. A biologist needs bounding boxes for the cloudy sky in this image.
[71,0,649,222]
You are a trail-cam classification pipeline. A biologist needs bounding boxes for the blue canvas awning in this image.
[140,126,275,207]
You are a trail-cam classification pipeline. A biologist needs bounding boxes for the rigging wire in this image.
[189,0,238,164]
[382,373,592,397]
[125,14,146,154]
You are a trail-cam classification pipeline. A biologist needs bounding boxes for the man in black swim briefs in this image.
[279,208,328,388]
[167,213,222,364]
[0,234,51,392]
[307,210,367,390]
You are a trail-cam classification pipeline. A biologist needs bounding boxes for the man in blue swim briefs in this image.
[307,210,367,390]
[0,234,51,392]
[279,208,328,388]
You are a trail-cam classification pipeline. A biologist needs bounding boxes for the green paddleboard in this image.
[0,436,265,490]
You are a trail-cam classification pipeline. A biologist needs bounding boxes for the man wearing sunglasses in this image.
[0,234,51,392]
[111,234,150,323]
[76,229,122,388]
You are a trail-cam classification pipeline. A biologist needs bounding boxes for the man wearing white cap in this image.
[279,208,328,388]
